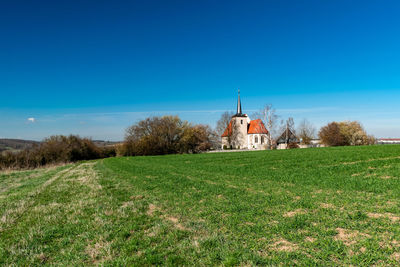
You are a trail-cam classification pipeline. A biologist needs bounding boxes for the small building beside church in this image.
[276,127,300,149]
[221,92,269,150]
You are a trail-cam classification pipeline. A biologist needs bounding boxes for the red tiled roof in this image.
[221,121,233,137]
[248,119,268,134]
[221,119,268,137]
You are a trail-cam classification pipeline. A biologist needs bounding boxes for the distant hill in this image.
[92,140,121,147]
[0,138,121,153]
[0,139,39,153]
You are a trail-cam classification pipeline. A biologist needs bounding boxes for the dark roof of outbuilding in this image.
[276,128,299,144]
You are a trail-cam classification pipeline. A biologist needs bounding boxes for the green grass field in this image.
[1,145,400,265]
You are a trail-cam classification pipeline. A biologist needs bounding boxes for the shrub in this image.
[319,121,375,147]
[319,122,347,146]
[120,116,215,156]
[287,142,299,149]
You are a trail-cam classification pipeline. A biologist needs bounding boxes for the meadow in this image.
[1,145,400,265]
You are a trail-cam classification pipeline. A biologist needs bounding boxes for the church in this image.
[221,92,269,150]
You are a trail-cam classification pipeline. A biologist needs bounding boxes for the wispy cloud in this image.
[27,117,36,123]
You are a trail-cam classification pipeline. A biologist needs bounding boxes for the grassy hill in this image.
[1,145,400,265]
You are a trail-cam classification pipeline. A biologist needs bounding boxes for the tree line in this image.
[216,104,375,148]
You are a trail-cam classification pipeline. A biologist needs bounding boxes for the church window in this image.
[261,136,264,144]
[241,120,243,125]
[255,136,258,143]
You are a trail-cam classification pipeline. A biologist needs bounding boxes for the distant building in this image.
[221,91,269,150]
[377,138,400,144]
[298,139,325,148]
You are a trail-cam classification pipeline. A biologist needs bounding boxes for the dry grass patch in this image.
[145,203,187,231]
[130,195,144,200]
[36,252,48,263]
[145,225,160,237]
[0,162,67,175]
[341,156,400,166]
[283,209,306,218]
[147,204,157,216]
[367,212,400,222]
[65,162,102,191]
[305,236,316,243]
[32,202,62,213]
[367,212,384,219]
[334,228,371,246]
[104,210,113,216]
[85,239,112,264]
[320,203,335,209]
[312,189,324,197]
[391,240,400,248]
[392,252,400,261]
[165,215,186,230]
[271,239,298,252]
[121,201,134,208]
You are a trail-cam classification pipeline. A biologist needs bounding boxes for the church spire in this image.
[237,89,242,115]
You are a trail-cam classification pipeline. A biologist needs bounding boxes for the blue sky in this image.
[1,0,400,141]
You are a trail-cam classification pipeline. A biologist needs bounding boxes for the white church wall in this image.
[248,134,268,150]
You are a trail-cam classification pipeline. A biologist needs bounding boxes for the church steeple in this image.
[237,89,242,115]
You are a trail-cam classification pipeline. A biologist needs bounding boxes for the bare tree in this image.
[205,126,220,150]
[297,119,316,145]
[253,104,279,149]
[287,117,295,132]
[216,111,234,136]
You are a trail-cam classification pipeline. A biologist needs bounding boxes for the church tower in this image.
[230,90,249,149]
